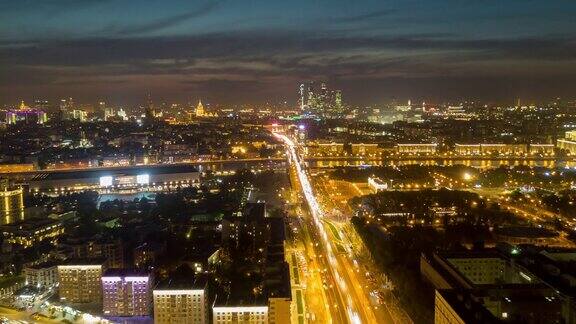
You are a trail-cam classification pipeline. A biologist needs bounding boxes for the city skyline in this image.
[4,2,576,324]
[1,0,576,106]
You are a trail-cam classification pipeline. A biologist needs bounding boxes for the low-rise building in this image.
[557,139,576,155]
[479,144,527,155]
[28,164,200,193]
[454,144,481,156]
[397,143,437,154]
[454,143,528,156]
[566,130,576,141]
[350,143,380,156]
[212,305,269,324]
[1,218,64,247]
[529,144,555,156]
[305,142,345,157]
[368,177,388,192]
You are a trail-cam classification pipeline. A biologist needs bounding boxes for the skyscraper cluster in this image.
[299,82,345,118]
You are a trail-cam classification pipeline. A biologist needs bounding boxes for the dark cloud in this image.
[1,29,575,105]
[2,32,575,68]
[111,1,224,35]
[333,9,397,23]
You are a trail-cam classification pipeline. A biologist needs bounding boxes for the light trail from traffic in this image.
[275,132,376,324]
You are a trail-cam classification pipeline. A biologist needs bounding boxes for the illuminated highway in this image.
[275,132,394,324]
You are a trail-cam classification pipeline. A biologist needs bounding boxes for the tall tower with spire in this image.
[195,100,205,117]
[145,92,156,120]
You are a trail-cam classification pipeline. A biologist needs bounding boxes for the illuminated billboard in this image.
[99,176,113,187]
[136,174,150,185]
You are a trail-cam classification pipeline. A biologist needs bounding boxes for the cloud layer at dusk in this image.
[1,0,576,105]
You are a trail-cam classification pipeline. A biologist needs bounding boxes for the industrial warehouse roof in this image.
[29,164,199,181]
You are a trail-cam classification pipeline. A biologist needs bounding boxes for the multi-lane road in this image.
[275,132,401,324]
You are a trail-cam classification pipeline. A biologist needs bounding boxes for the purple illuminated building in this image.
[102,269,152,317]
[5,101,47,124]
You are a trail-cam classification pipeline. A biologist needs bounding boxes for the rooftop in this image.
[103,268,150,278]
[154,274,207,291]
[59,257,107,266]
[494,226,557,238]
[436,289,501,324]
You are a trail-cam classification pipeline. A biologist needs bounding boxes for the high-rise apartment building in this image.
[24,261,58,288]
[102,269,151,316]
[58,259,106,303]
[153,277,208,324]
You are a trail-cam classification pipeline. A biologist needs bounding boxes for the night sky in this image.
[1,0,575,106]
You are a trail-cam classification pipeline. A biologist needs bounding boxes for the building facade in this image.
[268,297,291,324]
[1,219,64,247]
[58,260,105,303]
[397,143,437,154]
[102,269,151,316]
[557,139,576,154]
[368,177,388,193]
[153,287,206,324]
[24,262,58,288]
[0,184,24,225]
[212,306,268,324]
[454,143,529,156]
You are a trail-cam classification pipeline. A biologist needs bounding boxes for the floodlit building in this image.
[27,164,200,193]
[58,259,106,303]
[267,295,291,324]
[454,144,481,155]
[0,182,24,224]
[566,130,576,141]
[304,142,345,157]
[0,218,64,247]
[195,100,217,118]
[5,100,47,124]
[529,144,555,156]
[102,269,151,316]
[368,177,388,192]
[397,143,437,154]
[479,144,527,155]
[196,100,205,117]
[557,139,576,154]
[153,277,208,324]
[212,305,268,324]
[350,143,380,156]
[455,144,528,156]
[24,261,58,288]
